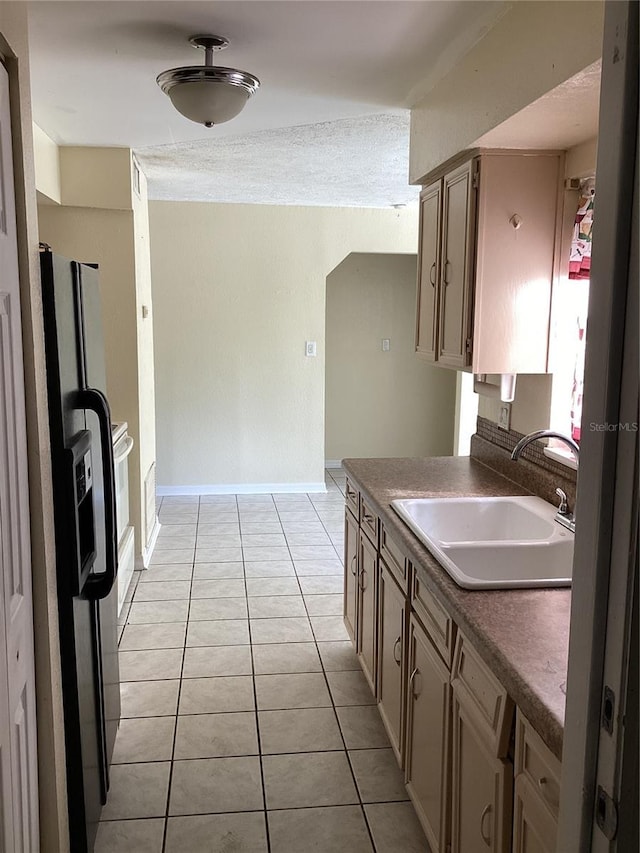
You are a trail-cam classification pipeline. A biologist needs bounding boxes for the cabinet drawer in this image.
[451,632,514,758]
[345,478,359,521]
[515,712,561,820]
[360,494,378,547]
[380,524,409,593]
[411,569,456,668]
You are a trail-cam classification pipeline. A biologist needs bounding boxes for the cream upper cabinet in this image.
[416,180,441,360]
[439,161,476,368]
[415,151,562,374]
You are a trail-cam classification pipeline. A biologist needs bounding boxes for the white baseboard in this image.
[139,516,161,568]
[157,482,328,496]
[324,460,344,469]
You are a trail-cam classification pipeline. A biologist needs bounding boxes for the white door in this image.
[0,60,40,851]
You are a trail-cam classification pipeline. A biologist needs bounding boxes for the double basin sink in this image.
[391,495,574,590]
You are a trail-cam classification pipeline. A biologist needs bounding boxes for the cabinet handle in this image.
[429,261,436,287]
[480,803,492,846]
[443,259,451,285]
[350,555,357,576]
[363,512,374,525]
[393,637,402,665]
[359,569,367,591]
[409,667,422,698]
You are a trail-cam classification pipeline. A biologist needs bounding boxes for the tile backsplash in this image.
[471,417,577,508]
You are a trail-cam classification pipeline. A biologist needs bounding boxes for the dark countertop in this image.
[342,456,570,761]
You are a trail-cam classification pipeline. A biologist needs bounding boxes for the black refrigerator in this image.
[40,246,120,852]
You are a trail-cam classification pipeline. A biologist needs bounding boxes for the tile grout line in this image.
[305,484,379,853]
[244,492,273,853]
[271,482,378,851]
[159,498,198,853]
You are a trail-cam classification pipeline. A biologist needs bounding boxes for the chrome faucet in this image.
[510,430,579,533]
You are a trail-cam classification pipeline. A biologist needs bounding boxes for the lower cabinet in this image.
[357,531,378,694]
[512,712,561,853]
[451,693,513,853]
[512,776,558,853]
[405,614,451,853]
[343,508,359,642]
[377,561,407,765]
[342,482,563,853]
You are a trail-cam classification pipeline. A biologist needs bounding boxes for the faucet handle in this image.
[555,488,568,514]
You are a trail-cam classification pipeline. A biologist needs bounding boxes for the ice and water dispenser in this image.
[67,429,97,596]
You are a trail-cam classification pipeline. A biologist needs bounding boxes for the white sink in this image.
[391,496,573,590]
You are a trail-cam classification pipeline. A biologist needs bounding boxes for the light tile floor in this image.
[97,469,430,852]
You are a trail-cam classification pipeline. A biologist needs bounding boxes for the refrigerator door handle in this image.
[79,387,118,600]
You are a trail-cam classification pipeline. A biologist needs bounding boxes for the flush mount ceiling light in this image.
[157,35,260,128]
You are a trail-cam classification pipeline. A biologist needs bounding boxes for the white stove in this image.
[112,422,135,615]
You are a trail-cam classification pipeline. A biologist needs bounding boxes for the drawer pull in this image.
[350,555,357,576]
[393,637,402,665]
[480,804,492,846]
[537,775,559,808]
[409,667,422,698]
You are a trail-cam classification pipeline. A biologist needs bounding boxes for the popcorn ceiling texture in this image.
[136,113,419,208]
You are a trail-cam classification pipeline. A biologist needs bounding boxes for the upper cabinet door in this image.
[438,161,476,368]
[415,180,442,361]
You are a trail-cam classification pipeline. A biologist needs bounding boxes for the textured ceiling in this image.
[137,113,419,207]
[28,0,508,205]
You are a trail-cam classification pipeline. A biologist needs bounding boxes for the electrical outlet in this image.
[498,403,511,431]
[382,338,390,352]
[305,341,317,357]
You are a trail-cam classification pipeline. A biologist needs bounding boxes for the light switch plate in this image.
[498,403,511,431]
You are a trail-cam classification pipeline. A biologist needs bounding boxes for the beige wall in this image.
[478,374,554,433]
[150,201,418,490]
[410,1,604,181]
[325,252,455,460]
[132,161,157,541]
[33,123,61,204]
[0,7,68,851]
[59,146,132,210]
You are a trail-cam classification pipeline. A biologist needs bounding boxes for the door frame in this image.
[557,2,638,849]
[0,16,70,852]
